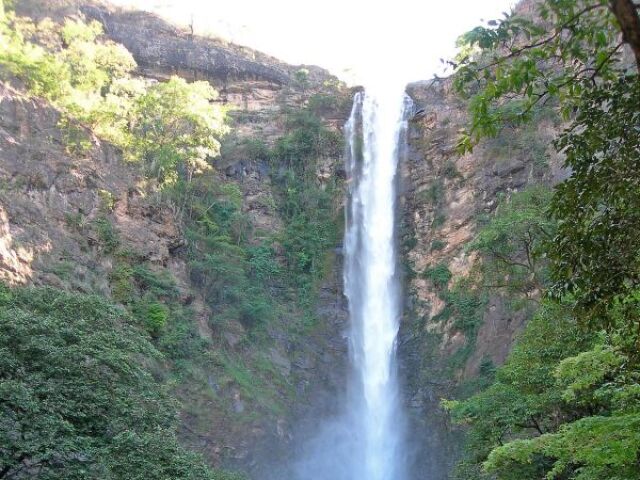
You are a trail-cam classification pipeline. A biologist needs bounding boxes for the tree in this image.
[452,0,640,339]
[445,302,594,477]
[0,11,228,186]
[452,0,639,149]
[481,337,640,480]
[448,3,640,478]
[129,76,228,184]
[470,186,554,300]
[549,78,640,337]
[0,285,219,479]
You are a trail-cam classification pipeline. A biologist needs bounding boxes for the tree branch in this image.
[476,3,608,72]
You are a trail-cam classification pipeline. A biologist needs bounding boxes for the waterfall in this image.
[343,87,412,480]
[292,85,411,480]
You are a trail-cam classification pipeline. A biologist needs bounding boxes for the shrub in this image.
[248,243,281,281]
[431,239,447,251]
[110,263,134,303]
[419,180,444,205]
[423,262,452,289]
[307,93,338,116]
[243,138,269,161]
[433,212,447,228]
[294,67,309,91]
[239,292,273,329]
[445,287,485,335]
[132,265,179,299]
[144,302,169,336]
[442,160,462,179]
[93,216,120,253]
[0,284,218,479]
[98,188,116,212]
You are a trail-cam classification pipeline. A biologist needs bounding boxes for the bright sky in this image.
[108,0,516,85]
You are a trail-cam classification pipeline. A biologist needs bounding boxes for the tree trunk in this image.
[610,0,640,71]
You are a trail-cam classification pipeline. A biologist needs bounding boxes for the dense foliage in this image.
[179,104,343,339]
[270,109,343,301]
[452,0,632,149]
[549,78,640,334]
[448,1,640,479]
[471,186,554,298]
[0,285,228,479]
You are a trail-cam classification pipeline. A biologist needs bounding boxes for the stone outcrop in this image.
[79,4,293,86]
[0,83,181,292]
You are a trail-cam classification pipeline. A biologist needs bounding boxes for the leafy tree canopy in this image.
[452,0,640,337]
[452,0,638,149]
[449,2,640,468]
[471,185,554,299]
[0,284,226,479]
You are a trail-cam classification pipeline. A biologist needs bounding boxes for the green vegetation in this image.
[451,0,628,151]
[484,107,556,174]
[470,186,554,299]
[0,284,230,479]
[269,108,343,313]
[422,262,452,289]
[448,3,640,478]
[549,79,640,334]
[441,160,462,180]
[0,10,226,185]
[448,187,640,480]
[161,104,343,337]
[417,176,448,231]
[444,282,486,338]
[176,178,275,331]
[430,239,447,251]
[129,77,227,184]
[93,216,120,254]
[418,178,444,205]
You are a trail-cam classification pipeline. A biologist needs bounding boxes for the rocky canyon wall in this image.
[399,78,564,477]
[1,1,568,478]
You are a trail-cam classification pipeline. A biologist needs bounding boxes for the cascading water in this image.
[343,86,412,480]
[292,83,412,480]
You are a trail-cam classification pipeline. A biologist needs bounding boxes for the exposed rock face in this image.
[79,4,292,86]
[2,1,571,478]
[15,0,338,106]
[0,83,182,293]
[398,78,563,478]
[0,80,349,479]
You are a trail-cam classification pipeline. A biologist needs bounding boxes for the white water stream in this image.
[292,84,412,480]
[343,86,412,480]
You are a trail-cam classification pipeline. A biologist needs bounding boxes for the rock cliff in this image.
[1,1,568,478]
[399,78,564,477]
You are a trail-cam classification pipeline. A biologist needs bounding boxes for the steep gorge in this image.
[399,78,563,478]
[0,1,566,478]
